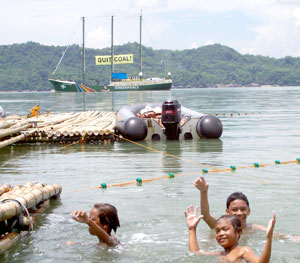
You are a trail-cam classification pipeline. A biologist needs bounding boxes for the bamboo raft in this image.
[0,110,116,148]
[0,182,62,253]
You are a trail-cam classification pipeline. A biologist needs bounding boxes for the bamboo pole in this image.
[0,124,32,139]
[0,183,62,221]
[0,120,19,129]
[0,198,51,253]
[54,114,100,137]
[0,184,11,196]
[0,130,37,149]
[41,113,81,131]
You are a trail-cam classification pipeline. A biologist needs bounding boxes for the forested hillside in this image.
[1,41,300,91]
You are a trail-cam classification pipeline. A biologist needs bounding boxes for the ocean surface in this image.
[0,87,300,262]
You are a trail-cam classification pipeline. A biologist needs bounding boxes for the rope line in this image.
[110,132,218,169]
[60,132,87,149]
[96,158,300,189]
[207,112,260,117]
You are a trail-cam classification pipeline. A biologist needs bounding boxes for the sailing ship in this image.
[49,15,172,92]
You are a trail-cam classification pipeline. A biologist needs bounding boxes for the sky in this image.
[2,0,300,58]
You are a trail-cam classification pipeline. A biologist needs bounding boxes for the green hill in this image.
[1,41,300,91]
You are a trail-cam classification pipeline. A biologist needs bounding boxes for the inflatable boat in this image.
[115,99,223,141]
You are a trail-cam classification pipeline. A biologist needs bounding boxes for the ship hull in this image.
[49,79,172,92]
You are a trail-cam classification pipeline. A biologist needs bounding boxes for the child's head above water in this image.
[226,192,249,209]
[226,192,250,227]
[215,215,242,248]
[90,203,120,235]
[216,215,242,234]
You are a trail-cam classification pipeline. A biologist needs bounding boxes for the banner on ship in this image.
[95,54,134,65]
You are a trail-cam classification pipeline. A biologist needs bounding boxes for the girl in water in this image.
[71,203,120,247]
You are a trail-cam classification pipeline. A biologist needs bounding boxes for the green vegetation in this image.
[1,41,300,91]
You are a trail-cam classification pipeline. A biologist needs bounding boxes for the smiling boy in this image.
[194,176,265,231]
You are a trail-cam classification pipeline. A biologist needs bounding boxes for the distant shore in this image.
[1,84,297,92]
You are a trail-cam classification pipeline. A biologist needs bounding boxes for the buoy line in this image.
[96,158,300,189]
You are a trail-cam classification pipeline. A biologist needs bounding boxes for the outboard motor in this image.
[161,99,181,140]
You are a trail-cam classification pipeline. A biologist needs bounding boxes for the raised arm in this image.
[193,176,217,229]
[258,213,276,263]
[184,205,203,253]
[242,213,276,263]
[71,210,117,247]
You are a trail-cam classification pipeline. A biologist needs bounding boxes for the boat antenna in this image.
[111,15,114,80]
[143,18,170,77]
[82,16,86,85]
[51,19,81,76]
[139,10,143,78]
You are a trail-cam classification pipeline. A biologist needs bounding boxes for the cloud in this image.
[292,7,300,26]
[204,40,214,46]
[86,27,111,49]
[2,0,300,57]
[189,42,199,49]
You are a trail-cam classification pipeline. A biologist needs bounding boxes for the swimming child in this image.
[194,176,263,231]
[184,205,276,262]
[71,203,120,247]
[194,176,300,241]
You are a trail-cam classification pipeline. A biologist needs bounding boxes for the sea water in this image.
[0,87,299,262]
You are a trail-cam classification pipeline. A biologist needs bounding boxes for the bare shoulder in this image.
[241,246,260,262]
[241,246,255,253]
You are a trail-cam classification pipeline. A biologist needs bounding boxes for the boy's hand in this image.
[193,176,209,192]
[71,210,89,224]
[266,212,276,239]
[184,205,203,230]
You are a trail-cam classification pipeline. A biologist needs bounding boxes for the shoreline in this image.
[1,85,299,93]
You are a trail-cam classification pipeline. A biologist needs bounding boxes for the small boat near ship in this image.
[49,14,172,92]
[115,99,223,141]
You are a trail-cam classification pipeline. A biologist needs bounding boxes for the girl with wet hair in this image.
[71,203,120,247]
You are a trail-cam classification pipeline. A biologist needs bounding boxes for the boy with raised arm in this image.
[184,205,276,262]
[194,176,300,241]
[194,176,264,231]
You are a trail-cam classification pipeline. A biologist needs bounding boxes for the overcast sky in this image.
[2,0,300,58]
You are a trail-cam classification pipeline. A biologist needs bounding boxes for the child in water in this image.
[194,176,300,241]
[71,203,120,247]
[184,205,276,262]
[194,176,264,231]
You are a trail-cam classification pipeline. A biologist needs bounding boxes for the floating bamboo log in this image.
[0,120,18,129]
[0,123,32,139]
[0,130,37,149]
[0,198,52,254]
[0,183,62,221]
[0,232,27,254]
[1,111,116,145]
[0,184,11,196]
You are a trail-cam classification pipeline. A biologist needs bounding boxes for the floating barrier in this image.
[0,182,62,253]
[207,112,260,117]
[96,158,300,189]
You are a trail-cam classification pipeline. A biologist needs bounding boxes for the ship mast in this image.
[111,16,114,80]
[139,10,143,78]
[82,17,85,85]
